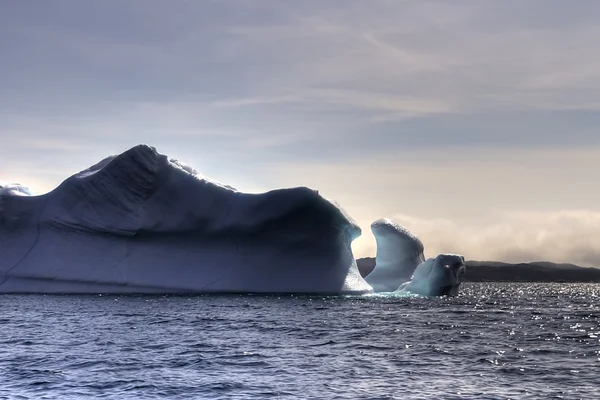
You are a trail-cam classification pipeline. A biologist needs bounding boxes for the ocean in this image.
[1,283,599,399]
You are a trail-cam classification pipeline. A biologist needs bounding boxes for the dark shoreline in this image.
[357,257,600,283]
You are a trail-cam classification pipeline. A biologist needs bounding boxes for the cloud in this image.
[5,1,600,116]
[274,146,600,217]
[388,211,600,268]
[210,95,300,108]
[3,1,600,162]
[274,147,600,267]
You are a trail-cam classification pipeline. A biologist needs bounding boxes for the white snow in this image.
[0,181,34,196]
[0,145,371,294]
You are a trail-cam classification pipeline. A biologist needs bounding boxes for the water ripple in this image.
[1,283,599,399]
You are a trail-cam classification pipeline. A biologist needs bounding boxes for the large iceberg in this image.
[0,145,371,294]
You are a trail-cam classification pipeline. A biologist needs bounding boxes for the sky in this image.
[2,1,600,266]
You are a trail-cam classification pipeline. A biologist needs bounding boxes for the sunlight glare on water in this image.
[1,283,599,399]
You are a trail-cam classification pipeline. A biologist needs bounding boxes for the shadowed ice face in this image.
[405,254,466,296]
[426,254,466,296]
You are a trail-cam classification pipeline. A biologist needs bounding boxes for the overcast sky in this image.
[2,1,600,266]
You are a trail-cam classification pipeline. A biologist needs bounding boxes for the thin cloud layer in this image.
[387,211,600,268]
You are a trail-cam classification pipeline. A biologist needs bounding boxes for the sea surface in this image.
[1,283,599,400]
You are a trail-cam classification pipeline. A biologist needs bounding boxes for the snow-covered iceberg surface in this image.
[0,145,371,294]
[365,218,466,296]
[0,181,34,197]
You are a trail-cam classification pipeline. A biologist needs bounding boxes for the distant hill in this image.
[356,257,600,283]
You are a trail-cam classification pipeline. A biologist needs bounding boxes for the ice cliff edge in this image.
[0,145,370,294]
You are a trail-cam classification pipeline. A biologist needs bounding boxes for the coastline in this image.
[356,257,600,283]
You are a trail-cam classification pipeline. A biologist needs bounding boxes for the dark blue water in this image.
[1,283,599,399]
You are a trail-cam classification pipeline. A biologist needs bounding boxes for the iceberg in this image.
[365,218,426,292]
[365,218,466,296]
[0,146,465,296]
[0,145,371,294]
[396,254,466,296]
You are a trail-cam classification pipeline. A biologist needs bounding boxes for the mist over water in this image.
[352,211,600,268]
[2,283,599,399]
